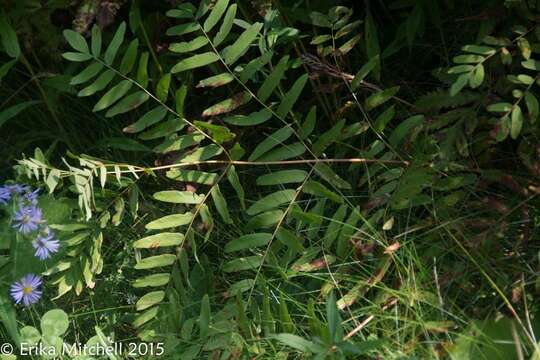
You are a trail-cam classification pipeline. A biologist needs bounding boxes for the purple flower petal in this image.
[0,188,10,205]
[12,206,42,234]
[33,231,60,260]
[10,274,42,306]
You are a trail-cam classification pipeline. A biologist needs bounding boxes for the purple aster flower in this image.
[10,274,42,306]
[12,206,42,234]
[32,231,60,260]
[23,188,40,205]
[0,187,10,205]
[0,184,27,205]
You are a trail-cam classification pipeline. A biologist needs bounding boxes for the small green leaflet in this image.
[225,233,272,252]
[247,189,296,215]
[525,92,538,123]
[522,59,540,70]
[277,74,308,118]
[240,51,273,83]
[223,109,272,126]
[516,74,534,85]
[448,65,474,74]
[518,37,531,59]
[166,169,217,185]
[196,73,234,88]
[223,256,263,272]
[311,35,331,44]
[211,185,232,224]
[203,0,228,32]
[136,291,165,311]
[92,80,132,112]
[202,92,251,117]
[63,29,89,53]
[213,4,237,46]
[245,210,283,230]
[169,36,209,53]
[389,115,424,147]
[337,20,363,40]
[313,163,351,189]
[221,22,263,65]
[450,73,470,96]
[166,22,200,36]
[123,106,168,133]
[303,180,343,203]
[133,274,170,288]
[511,105,523,139]
[175,84,187,116]
[132,307,159,328]
[453,54,484,64]
[256,170,308,186]
[119,39,139,74]
[299,106,316,139]
[145,215,193,230]
[156,73,171,102]
[374,105,395,132]
[323,204,348,248]
[140,118,184,140]
[133,232,186,249]
[257,55,289,102]
[469,65,484,89]
[179,144,223,162]
[171,52,219,73]
[0,13,21,58]
[487,102,513,112]
[339,34,361,54]
[137,52,149,87]
[62,52,93,62]
[153,191,204,204]
[461,44,495,55]
[196,0,212,19]
[91,25,101,57]
[256,142,305,161]
[249,126,294,161]
[153,134,204,153]
[105,91,149,117]
[228,166,245,209]
[351,55,379,90]
[70,62,104,85]
[135,254,177,270]
[104,22,126,65]
[166,4,196,19]
[365,86,399,110]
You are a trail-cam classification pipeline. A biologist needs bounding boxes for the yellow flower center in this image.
[22,286,33,295]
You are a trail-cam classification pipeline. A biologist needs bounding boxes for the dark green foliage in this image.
[1,0,540,359]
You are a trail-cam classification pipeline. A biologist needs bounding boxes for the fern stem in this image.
[102,157,410,175]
